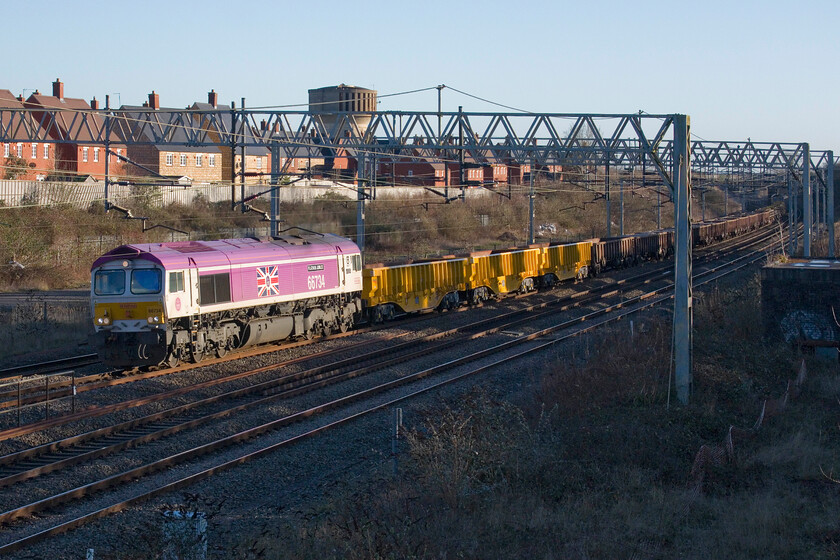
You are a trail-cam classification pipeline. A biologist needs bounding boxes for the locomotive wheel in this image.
[166,350,180,368]
[215,343,228,358]
[191,348,205,363]
[339,319,349,333]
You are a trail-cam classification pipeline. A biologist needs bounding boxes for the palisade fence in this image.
[0,179,418,209]
[0,179,237,208]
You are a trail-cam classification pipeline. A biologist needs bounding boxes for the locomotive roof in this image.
[91,234,358,270]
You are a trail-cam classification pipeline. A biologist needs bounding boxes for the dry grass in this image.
[216,275,840,559]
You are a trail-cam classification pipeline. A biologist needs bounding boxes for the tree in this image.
[3,154,29,180]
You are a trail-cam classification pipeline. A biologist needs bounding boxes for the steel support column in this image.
[815,175,821,246]
[357,154,366,255]
[619,179,624,236]
[673,114,692,405]
[793,175,799,254]
[270,142,280,237]
[828,151,835,258]
[803,143,811,257]
[528,155,535,244]
[240,98,247,213]
[657,188,661,229]
[230,102,237,210]
[605,160,611,237]
[104,96,111,212]
[787,171,794,255]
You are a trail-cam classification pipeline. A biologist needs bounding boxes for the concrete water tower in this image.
[308,84,377,138]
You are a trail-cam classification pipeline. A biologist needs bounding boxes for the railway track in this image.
[0,225,783,553]
[0,291,88,305]
[0,223,777,418]
[0,354,100,380]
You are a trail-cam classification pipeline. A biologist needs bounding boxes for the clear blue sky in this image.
[4,0,837,152]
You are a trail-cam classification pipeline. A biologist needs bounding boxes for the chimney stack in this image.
[148,91,159,110]
[260,119,267,131]
[52,78,64,100]
[208,89,218,108]
[90,97,99,110]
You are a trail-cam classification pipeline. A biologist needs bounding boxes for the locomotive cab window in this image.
[94,269,125,295]
[352,255,362,271]
[169,271,185,293]
[131,269,162,294]
[199,273,231,305]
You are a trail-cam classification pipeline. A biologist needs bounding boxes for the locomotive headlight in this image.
[147,315,161,324]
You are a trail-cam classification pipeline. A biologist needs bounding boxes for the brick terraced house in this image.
[0,89,55,180]
[118,91,222,184]
[190,90,271,185]
[24,79,126,179]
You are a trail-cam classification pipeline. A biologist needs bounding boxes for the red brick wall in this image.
[68,144,127,179]
[2,141,56,180]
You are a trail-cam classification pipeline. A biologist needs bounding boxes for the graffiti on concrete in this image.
[779,310,837,343]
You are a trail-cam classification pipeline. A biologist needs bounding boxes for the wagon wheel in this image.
[166,349,180,368]
[322,323,332,338]
[190,347,205,363]
[303,328,314,340]
[339,318,349,333]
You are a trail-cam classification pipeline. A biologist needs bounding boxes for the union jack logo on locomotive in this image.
[256,266,280,297]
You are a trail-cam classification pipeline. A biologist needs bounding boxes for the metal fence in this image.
[0,180,233,208]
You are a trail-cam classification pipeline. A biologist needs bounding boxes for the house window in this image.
[83,147,89,162]
[180,154,187,166]
[43,144,49,159]
[196,154,203,167]
[94,147,99,162]
[166,153,173,166]
[31,144,38,159]
[407,169,413,177]
[17,143,23,157]
[3,144,8,157]
[116,148,122,162]
[256,156,262,170]
[209,154,216,167]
